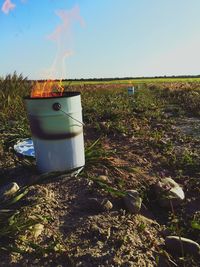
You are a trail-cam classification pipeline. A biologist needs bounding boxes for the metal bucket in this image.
[24,92,85,173]
[127,86,135,95]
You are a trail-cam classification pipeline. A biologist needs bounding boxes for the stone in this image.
[0,182,19,200]
[32,223,44,239]
[123,190,142,213]
[98,175,110,183]
[165,236,200,257]
[154,178,185,208]
[88,197,113,212]
[101,198,113,211]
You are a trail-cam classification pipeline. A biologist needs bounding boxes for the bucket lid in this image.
[14,138,35,158]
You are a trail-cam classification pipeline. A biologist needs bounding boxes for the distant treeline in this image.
[31,74,200,82]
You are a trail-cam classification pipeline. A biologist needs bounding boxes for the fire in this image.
[31,80,64,98]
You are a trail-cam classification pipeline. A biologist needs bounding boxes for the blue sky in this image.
[1,0,200,79]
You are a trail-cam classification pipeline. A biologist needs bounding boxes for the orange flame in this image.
[31,80,64,98]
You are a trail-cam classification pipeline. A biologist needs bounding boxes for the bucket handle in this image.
[60,109,85,127]
[52,102,85,127]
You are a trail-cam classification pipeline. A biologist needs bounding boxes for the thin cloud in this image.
[1,0,16,14]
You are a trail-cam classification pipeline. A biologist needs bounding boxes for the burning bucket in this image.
[24,92,85,173]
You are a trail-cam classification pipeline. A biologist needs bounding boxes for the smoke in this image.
[1,0,16,14]
[48,5,84,42]
[46,5,85,79]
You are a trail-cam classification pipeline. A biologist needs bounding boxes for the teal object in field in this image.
[127,86,135,95]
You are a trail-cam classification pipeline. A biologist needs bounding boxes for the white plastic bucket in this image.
[24,92,85,173]
[127,86,135,95]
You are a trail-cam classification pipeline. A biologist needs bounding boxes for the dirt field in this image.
[0,79,200,266]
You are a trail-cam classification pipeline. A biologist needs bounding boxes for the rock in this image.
[154,178,185,208]
[32,223,44,239]
[0,182,19,200]
[165,236,200,257]
[88,197,113,212]
[98,175,110,183]
[123,190,142,213]
[101,198,113,211]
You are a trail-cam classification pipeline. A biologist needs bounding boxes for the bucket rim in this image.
[24,91,81,100]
